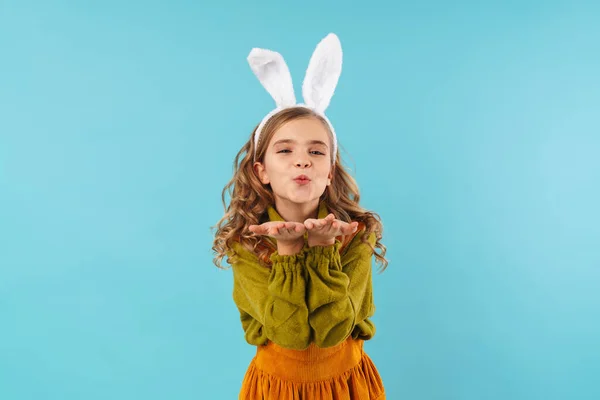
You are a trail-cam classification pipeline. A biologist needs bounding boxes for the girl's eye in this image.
[277,149,291,153]
[310,151,325,155]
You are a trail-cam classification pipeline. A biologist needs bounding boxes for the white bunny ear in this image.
[247,48,296,108]
[302,33,343,113]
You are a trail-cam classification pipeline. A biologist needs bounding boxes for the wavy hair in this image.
[211,107,387,270]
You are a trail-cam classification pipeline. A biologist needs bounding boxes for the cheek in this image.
[265,165,286,186]
[266,164,284,178]
[317,164,332,179]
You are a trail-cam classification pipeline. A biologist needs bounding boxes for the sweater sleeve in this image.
[230,241,311,350]
[305,229,377,348]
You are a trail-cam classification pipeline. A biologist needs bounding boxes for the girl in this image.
[212,33,388,399]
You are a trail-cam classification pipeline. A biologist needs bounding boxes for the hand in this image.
[304,214,358,247]
[248,221,306,243]
[248,221,306,255]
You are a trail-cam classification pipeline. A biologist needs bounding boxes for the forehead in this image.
[270,117,331,146]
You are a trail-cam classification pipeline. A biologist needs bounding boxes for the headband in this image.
[247,33,343,160]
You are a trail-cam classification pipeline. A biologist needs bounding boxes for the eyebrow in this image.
[272,139,329,148]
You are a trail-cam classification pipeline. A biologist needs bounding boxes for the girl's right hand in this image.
[248,221,306,244]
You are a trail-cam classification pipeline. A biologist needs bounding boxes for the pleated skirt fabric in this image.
[239,338,385,399]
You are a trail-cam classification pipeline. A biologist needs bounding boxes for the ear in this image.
[327,166,333,186]
[253,161,270,185]
[247,48,296,108]
[302,33,343,113]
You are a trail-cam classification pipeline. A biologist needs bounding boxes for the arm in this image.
[305,228,376,348]
[230,241,311,350]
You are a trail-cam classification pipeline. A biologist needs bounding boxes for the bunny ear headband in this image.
[247,33,343,160]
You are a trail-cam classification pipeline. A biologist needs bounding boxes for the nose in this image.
[295,159,311,168]
[295,153,311,168]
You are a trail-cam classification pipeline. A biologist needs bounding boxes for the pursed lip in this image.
[293,174,311,181]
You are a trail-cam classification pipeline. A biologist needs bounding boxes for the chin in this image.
[287,195,317,205]
[287,191,326,205]
[272,185,327,206]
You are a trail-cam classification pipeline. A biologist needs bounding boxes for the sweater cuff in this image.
[305,240,342,271]
[269,248,307,271]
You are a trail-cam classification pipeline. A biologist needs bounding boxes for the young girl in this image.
[212,33,388,399]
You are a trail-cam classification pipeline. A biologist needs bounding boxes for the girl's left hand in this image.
[304,214,358,247]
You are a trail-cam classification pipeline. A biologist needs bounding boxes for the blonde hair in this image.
[211,107,388,270]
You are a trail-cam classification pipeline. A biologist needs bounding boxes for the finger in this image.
[314,219,324,228]
[248,225,265,234]
[327,221,339,235]
[282,223,297,235]
[341,222,359,235]
[322,218,334,230]
[285,222,301,232]
[311,220,325,231]
[271,223,285,236]
[304,219,316,230]
[309,219,329,230]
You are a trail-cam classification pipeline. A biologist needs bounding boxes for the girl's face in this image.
[254,117,333,210]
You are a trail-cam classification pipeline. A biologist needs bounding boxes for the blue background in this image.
[1,1,599,399]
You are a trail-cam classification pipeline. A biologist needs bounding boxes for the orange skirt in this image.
[239,338,385,399]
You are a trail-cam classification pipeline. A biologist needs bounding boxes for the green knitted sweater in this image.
[230,202,377,350]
